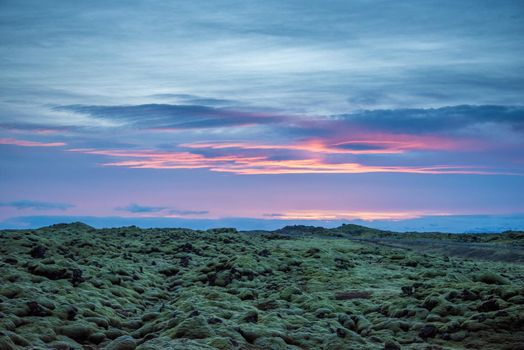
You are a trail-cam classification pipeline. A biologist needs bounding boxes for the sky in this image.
[1,0,523,232]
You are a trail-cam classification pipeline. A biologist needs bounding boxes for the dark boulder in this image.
[401,286,415,296]
[334,290,372,300]
[180,256,191,267]
[384,340,401,350]
[159,267,179,277]
[419,324,438,339]
[461,289,478,301]
[242,311,258,323]
[29,245,46,258]
[26,301,51,317]
[71,268,84,286]
[29,264,69,280]
[478,299,499,312]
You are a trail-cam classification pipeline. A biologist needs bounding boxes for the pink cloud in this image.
[0,138,66,147]
[68,147,495,175]
[181,140,402,155]
[62,123,499,175]
[180,132,470,156]
[4,127,66,135]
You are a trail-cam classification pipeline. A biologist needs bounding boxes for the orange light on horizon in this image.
[265,210,451,221]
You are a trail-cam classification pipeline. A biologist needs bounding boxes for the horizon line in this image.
[2,213,524,234]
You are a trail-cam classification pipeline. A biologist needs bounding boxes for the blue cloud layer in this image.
[337,105,524,134]
[1,0,523,114]
[56,104,281,129]
[115,203,209,216]
[116,203,167,213]
[0,200,74,211]
[53,104,524,135]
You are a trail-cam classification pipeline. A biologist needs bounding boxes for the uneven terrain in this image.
[1,223,523,349]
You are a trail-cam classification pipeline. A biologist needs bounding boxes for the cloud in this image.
[3,103,520,176]
[56,104,284,130]
[0,138,66,147]
[148,94,238,107]
[115,203,209,216]
[1,0,523,121]
[62,103,517,175]
[69,147,497,175]
[180,133,466,155]
[53,104,524,139]
[0,200,74,211]
[0,122,72,135]
[169,209,209,216]
[335,105,524,134]
[116,203,167,213]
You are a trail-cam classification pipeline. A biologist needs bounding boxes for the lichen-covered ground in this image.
[1,223,523,350]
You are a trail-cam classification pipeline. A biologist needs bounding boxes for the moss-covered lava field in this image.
[1,223,523,349]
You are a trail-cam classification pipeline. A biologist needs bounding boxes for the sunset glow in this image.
[68,147,493,175]
[263,210,449,221]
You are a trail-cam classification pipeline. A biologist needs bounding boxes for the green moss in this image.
[0,223,523,350]
[169,316,215,339]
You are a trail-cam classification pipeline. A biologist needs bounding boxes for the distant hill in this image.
[39,222,96,232]
[249,223,524,246]
[6,221,520,247]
